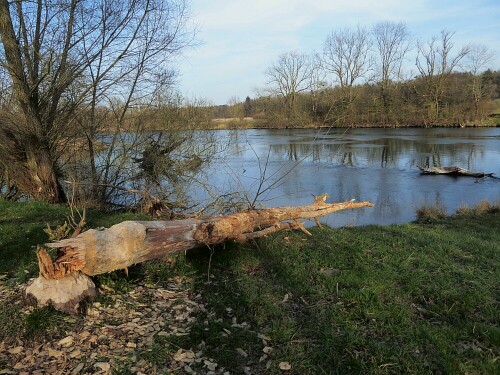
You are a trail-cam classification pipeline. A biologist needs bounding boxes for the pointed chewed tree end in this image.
[25,271,96,314]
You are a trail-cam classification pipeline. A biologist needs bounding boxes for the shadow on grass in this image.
[169,213,500,374]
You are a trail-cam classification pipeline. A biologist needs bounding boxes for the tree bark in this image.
[42,199,374,277]
[0,2,66,203]
[27,198,373,312]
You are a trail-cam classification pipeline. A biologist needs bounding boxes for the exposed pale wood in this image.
[28,198,373,313]
[42,199,374,278]
[25,271,96,314]
[417,165,494,178]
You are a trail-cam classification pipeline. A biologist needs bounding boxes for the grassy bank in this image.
[1,200,499,374]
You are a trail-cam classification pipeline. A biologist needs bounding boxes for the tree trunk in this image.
[25,145,66,203]
[26,198,373,313]
[0,2,66,204]
[5,139,66,204]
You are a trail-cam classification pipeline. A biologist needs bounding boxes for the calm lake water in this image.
[200,127,500,227]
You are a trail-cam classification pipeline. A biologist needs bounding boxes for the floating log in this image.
[417,165,494,178]
[26,197,374,313]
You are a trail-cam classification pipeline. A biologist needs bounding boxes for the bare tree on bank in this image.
[265,51,315,119]
[0,0,195,203]
[321,26,373,122]
[464,44,494,118]
[415,30,469,122]
[372,21,411,123]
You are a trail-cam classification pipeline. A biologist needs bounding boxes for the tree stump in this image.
[26,272,96,314]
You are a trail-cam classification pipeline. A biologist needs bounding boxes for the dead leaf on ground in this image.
[236,348,248,357]
[279,361,292,370]
[319,267,340,276]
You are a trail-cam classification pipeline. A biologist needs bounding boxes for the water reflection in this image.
[202,128,500,226]
[265,131,496,171]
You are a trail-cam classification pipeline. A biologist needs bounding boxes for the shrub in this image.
[416,202,447,222]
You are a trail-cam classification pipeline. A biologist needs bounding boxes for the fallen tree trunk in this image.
[417,165,494,178]
[27,198,373,313]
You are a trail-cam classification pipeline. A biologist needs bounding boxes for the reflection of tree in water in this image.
[131,131,219,211]
[415,142,485,169]
[420,146,443,168]
[255,131,484,170]
[287,144,299,161]
[339,150,357,166]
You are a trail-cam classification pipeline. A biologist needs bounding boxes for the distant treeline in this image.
[212,70,499,128]
[247,70,500,127]
[212,25,500,128]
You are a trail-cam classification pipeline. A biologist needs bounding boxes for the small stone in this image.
[126,342,137,348]
[13,363,26,370]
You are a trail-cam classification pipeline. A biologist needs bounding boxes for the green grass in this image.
[166,212,500,374]
[0,199,498,374]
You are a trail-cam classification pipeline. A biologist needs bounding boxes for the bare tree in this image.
[0,0,195,203]
[372,21,410,122]
[464,44,494,118]
[321,26,373,109]
[415,30,470,121]
[265,51,314,116]
[227,96,243,119]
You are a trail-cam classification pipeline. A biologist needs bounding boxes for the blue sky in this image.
[177,0,500,104]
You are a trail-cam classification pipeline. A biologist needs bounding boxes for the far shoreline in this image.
[205,117,500,131]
